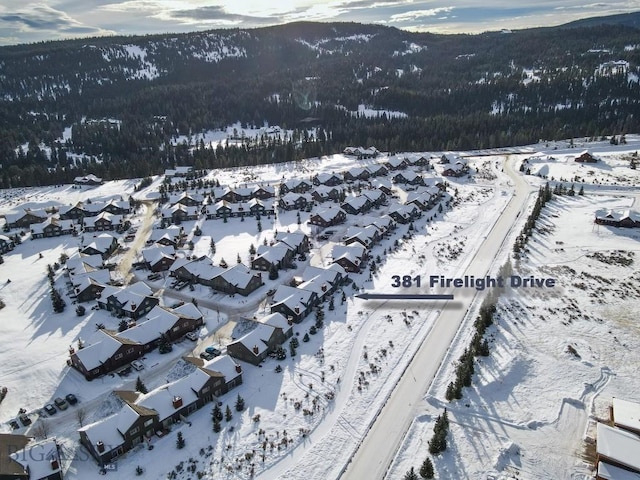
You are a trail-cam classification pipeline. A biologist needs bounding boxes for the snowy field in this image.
[387,174,640,477]
[0,137,638,479]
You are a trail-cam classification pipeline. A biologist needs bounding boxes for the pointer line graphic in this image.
[355,293,454,300]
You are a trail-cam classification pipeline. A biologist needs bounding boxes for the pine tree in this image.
[249,243,256,255]
[213,418,221,432]
[268,263,279,280]
[210,239,216,254]
[176,431,185,449]
[212,404,223,422]
[303,333,310,342]
[419,457,434,479]
[225,405,233,421]
[328,296,335,310]
[235,394,245,412]
[118,319,129,332]
[578,185,584,195]
[135,377,148,394]
[404,467,419,480]
[237,252,242,264]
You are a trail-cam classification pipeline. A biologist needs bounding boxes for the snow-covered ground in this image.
[0,137,638,480]
[387,164,640,478]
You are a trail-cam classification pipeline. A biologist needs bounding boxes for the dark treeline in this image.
[2,20,640,187]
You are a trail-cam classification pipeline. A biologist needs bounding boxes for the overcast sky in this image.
[1,1,639,46]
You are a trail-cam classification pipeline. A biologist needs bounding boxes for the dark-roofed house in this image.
[331,244,367,273]
[313,173,343,186]
[0,235,15,254]
[341,195,372,215]
[6,209,48,230]
[141,245,177,272]
[311,185,343,203]
[69,329,146,380]
[252,185,276,200]
[81,234,119,259]
[74,174,103,186]
[595,209,640,228]
[385,157,408,171]
[58,202,88,220]
[343,167,371,182]
[270,285,318,323]
[392,171,424,186]
[575,150,597,163]
[280,179,313,194]
[31,218,76,239]
[274,231,310,254]
[226,324,282,365]
[308,207,346,228]
[251,244,294,271]
[213,264,263,296]
[79,402,158,464]
[258,312,293,344]
[97,282,159,319]
[0,434,63,480]
[278,192,311,211]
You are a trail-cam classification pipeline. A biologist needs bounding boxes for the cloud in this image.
[169,6,275,25]
[390,7,454,23]
[0,3,107,34]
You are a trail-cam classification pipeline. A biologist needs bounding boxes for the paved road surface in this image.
[341,157,534,480]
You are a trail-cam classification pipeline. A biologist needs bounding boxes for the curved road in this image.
[341,157,534,479]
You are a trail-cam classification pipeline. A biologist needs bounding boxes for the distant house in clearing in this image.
[0,434,63,480]
[594,209,640,228]
[575,150,597,163]
[74,174,103,186]
[164,166,193,177]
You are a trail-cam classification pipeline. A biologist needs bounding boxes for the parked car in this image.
[65,393,78,405]
[44,404,56,415]
[9,419,20,430]
[266,289,276,296]
[54,397,69,410]
[131,360,144,371]
[205,346,221,357]
[185,331,198,341]
[199,351,215,361]
[147,272,161,281]
[19,414,31,426]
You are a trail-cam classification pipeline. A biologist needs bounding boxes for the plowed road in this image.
[341,158,533,479]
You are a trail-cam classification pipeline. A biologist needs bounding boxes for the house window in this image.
[115,353,123,360]
[202,386,209,394]
[129,426,139,436]
[126,348,134,354]
[173,326,179,332]
[144,419,154,427]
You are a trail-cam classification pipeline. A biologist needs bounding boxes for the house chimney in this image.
[172,396,183,409]
[50,458,59,470]
[235,364,242,373]
[294,306,300,314]
[68,346,75,356]
[252,345,259,355]
[321,284,327,292]
[130,303,137,311]
[96,441,105,453]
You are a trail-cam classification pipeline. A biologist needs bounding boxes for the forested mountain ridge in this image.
[2,18,640,187]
